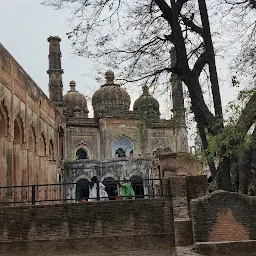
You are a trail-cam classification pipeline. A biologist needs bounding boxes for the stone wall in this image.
[191,191,256,256]
[0,199,175,255]
[0,43,64,192]
[65,123,100,160]
[64,157,153,183]
[101,117,182,159]
[159,152,203,176]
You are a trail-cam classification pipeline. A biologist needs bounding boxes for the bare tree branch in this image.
[181,15,203,35]
[192,51,207,77]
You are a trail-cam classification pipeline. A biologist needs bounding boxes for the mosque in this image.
[0,36,188,202]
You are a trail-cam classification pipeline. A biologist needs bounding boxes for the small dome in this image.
[63,81,89,117]
[133,85,160,118]
[92,71,130,117]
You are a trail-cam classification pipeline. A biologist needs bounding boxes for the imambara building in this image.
[0,36,188,201]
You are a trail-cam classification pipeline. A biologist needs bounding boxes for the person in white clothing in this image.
[88,176,109,202]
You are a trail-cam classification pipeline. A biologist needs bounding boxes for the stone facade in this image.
[0,43,65,197]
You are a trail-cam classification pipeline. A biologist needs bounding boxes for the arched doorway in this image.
[58,126,64,161]
[0,100,8,138]
[13,116,24,201]
[76,148,88,160]
[0,100,8,187]
[27,126,36,185]
[49,139,55,161]
[103,177,117,200]
[28,126,36,152]
[13,117,23,183]
[76,178,89,201]
[130,175,144,198]
[14,118,23,144]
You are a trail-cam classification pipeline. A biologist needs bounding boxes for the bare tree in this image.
[43,0,256,192]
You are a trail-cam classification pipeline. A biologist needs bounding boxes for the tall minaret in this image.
[47,36,63,107]
[170,47,188,152]
[170,47,185,125]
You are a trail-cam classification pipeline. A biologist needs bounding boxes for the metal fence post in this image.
[32,185,36,205]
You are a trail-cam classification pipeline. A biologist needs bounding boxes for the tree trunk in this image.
[198,0,223,123]
[238,127,256,194]
[216,157,233,191]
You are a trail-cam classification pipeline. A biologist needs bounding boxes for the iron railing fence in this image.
[0,178,163,206]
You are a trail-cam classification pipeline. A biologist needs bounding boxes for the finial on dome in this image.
[105,70,115,85]
[70,80,76,91]
[142,85,149,96]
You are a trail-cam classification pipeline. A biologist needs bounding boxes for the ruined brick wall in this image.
[0,199,175,255]
[168,176,207,247]
[191,191,256,243]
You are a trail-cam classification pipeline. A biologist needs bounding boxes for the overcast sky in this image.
[0,0,100,112]
[0,0,238,120]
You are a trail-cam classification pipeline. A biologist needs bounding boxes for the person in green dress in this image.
[120,176,135,200]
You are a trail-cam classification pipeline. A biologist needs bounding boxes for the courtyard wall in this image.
[0,199,175,255]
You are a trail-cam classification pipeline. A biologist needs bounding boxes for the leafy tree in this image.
[43,0,256,193]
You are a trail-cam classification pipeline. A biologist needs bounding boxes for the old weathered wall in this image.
[102,118,180,159]
[167,176,207,247]
[0,43,65,192]
[0,199,175,255]
[159,152,203,176]
[191,191,256,256]
[65,157,153,183]
[65,122,100,160]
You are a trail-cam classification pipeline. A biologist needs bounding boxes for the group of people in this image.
[81,176,135,202]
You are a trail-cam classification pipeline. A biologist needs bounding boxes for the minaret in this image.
[170,47,185,124]
[170,47,188,152]
[47,36,63,107]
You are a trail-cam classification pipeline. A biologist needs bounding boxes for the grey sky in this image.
[0,0,99,111]
[0,0,238,120]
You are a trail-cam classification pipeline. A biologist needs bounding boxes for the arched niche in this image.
[76,178,89,201]
[58,126,64,160]
[0,100,8,138]
[28,126,36,152]
[76,147,88,160]
[38,133,46,156]
[130,175,144,198]
[112,136,134,158]
[49,139,54,160]
[102,177,117,200]
[13,116,23,144]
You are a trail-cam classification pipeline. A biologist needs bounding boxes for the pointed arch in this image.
[76,147,88,160]
[0,99,8,137]
[38,133,46,156]
[28,126,36,152]
[58,125,64,160]
[76,178,90,201]
[49,139,55,160]
[13,115,24,144]
[112,136,134,157]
